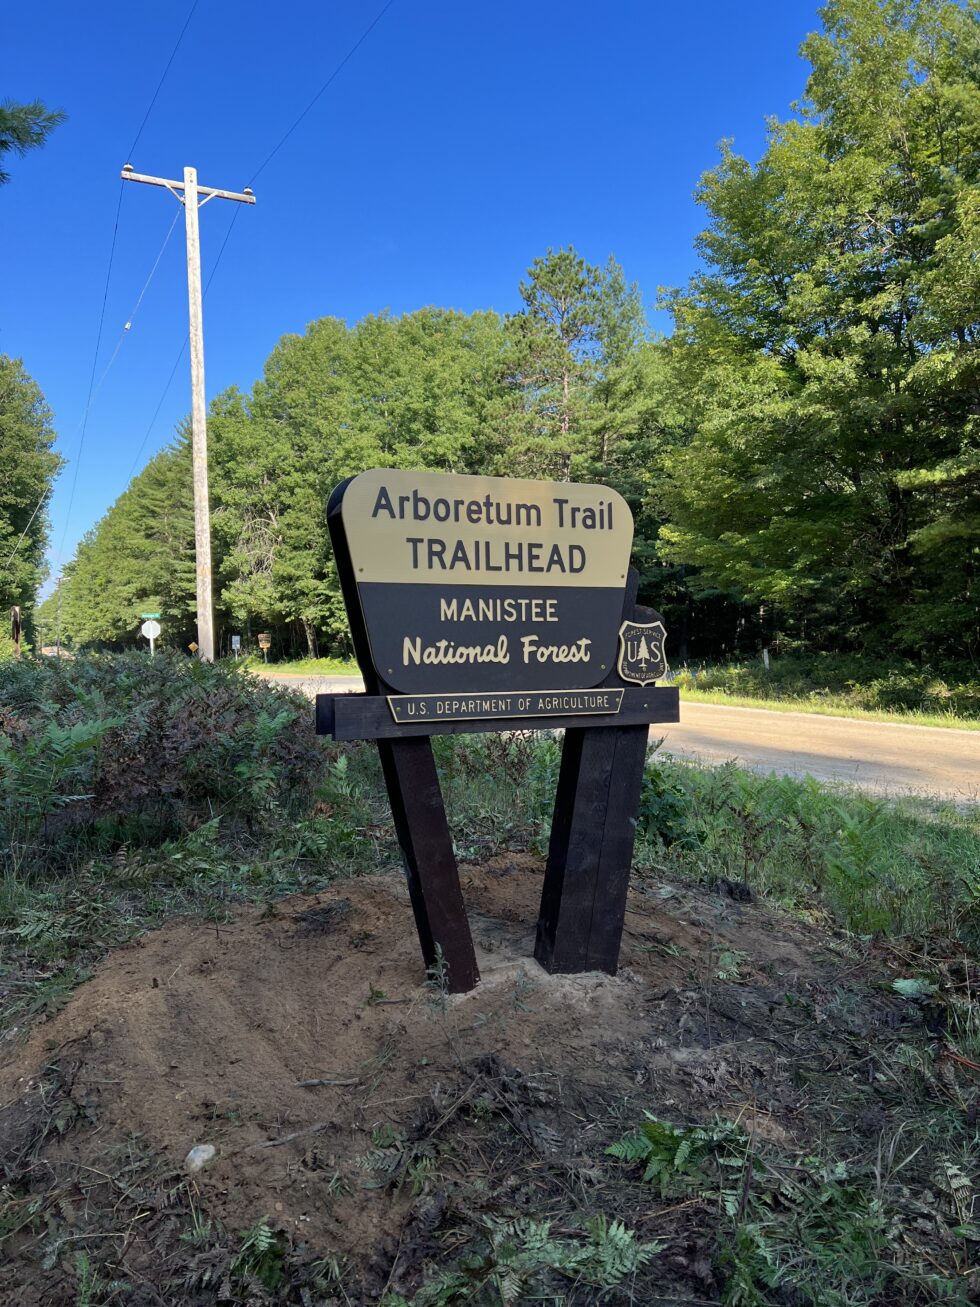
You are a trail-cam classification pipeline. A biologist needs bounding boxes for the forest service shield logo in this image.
[617,620,667,686]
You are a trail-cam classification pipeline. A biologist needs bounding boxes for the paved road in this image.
[265,674,979,803]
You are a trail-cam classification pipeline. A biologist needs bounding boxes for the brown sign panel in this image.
[322,471,679,995]
[339,469,634,695]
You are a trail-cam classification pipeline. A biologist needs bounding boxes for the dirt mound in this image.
[0,857,903,1304]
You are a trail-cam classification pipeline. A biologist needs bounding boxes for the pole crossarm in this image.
[120,167,255,206]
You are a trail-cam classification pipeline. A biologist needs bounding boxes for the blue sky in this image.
[3,0,819,590]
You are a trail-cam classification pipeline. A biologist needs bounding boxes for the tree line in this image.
[16,0,980,664]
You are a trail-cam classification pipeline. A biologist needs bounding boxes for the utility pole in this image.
[121,164,255,662]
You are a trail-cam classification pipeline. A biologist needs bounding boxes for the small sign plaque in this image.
[617,620,667,686]
[387,686,625,725]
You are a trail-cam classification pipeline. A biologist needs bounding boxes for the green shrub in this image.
[652,760,980,948]
[673,653,980,720]
[637,759,698,848]
[0,653,325,865]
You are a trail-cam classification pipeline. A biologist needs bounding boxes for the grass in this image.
[636,756,980,946]
[242,654,360,676]
[670,653,980,729]
[3,654,980,1305]
[677,683,980,729]
[5,708,977,1035]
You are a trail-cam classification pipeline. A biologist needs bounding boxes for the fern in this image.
[355,1126,437,1192]
[607,1113,746,1196]
[231,1218,285,1292]
[606,1128,650,1163]
[935,1159,973,1220]
[391,1210,661,1305]
[572,1213,662,1284]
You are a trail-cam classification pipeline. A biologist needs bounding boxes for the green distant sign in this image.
[140,612,161,619]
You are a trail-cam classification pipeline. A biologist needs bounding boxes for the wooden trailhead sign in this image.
[316,468,679,993]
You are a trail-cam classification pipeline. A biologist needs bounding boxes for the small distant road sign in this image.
[231,635,241,658]
[140,612,161,620]
[141,618,161,656]
[188,641,199,653]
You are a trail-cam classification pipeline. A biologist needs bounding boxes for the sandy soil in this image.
[0,856,910,1305]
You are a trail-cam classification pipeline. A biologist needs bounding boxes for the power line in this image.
[4,205,184,580]
[94,206,181,400]
[120,0,398,496]
[3,490,53,576]
[126,0,200,159]
[124,3,398,484]
[56,180,126,561]
[43,0,202,574]
[126,203,244,482]
[248,0,397,186]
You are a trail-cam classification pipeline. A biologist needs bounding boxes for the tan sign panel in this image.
[342,469,633,589]
[336,469,636,696]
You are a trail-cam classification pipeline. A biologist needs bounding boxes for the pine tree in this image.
[0,100,66,186]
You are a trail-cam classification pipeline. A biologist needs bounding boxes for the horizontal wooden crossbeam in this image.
[316,686,679,741]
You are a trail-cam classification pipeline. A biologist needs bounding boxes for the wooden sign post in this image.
[316,469,678,992]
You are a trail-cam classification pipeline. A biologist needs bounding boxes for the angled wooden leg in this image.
[586,724,649,971]
[535,723,648,975]
[377,736,479,993]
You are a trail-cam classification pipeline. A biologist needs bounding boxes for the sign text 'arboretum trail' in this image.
[316,469,679,993]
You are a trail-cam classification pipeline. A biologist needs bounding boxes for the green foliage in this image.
[0,654,326,869]
[56,308,512,655]
[0,99,65,186]
[0,356,62,631]
[637,757,698,848]
[39,2,980,669]
[607,1113,744,1196]
[892,976,938,998]
[654,759,980,947]
[657,0,980,658]
[54,253,655,657]
[52,435,195,648]
[231,1219,286,1294]
[612,1113,975,1306]
[434,731,561,857]
[497,246,646,479]
[72,1250,130,1306]
[385,1213,661,1305]
[0,716,117,870]
[355,1124,438,1195]
[674,652,980,722]
[0,652,387,1036]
